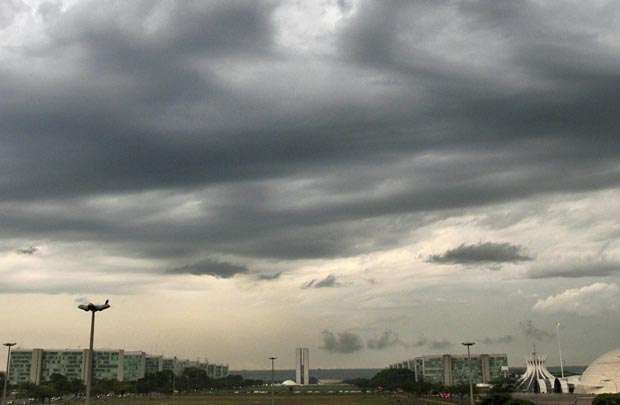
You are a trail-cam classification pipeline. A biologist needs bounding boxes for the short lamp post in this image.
[2,343,16,405]
[78,300,110,405]
[462,342,476,405]
[269,356,277,405]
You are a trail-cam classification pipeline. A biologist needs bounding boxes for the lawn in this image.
[62,393,424,404]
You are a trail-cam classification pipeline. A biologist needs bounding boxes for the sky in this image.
[1,0,620,371]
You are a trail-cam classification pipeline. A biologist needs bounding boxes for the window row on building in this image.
[9,349,229,385]
[389,353,509,386]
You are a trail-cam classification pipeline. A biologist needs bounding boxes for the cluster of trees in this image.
[346,368,533,405]
[593,394,620,405]
[135,369,262,394]
[15,368,263,403]
[17,374,84,403]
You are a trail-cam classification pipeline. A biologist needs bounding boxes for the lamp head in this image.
[78,299,111,312]
[462,342,475,346]
[3,343,16,347]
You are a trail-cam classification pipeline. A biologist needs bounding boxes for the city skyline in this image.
[1,1,620,370]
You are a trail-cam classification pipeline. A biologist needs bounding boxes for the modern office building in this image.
[295,348,310,385]
[8,348,228,385]
[145,355,163,375]
[389,353,508,386]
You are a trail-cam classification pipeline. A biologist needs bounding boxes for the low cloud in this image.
[367,330,407,350]
[413,338,453,350]
[526,261,620,279]
[429,242,532,265]
[256,272,282,281]
[166,259,248,278]
[302,274,340,289]
[320,330,364,354]
[520,320,554,341]
[16,246,38,255]
[532,283,620,316]
[481,335,514,345]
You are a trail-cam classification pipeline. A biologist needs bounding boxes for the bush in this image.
[480,393,536,405]
[593,394,620,405]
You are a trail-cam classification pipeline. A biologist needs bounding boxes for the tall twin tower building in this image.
[295,347,310,385]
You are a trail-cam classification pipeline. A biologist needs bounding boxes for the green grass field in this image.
[63,393,424,404]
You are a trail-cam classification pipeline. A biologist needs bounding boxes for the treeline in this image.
[346,369,535,405]
[14,368,262,403]
[345,368,473,395]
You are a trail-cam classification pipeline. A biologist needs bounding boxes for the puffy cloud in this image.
[320,330,364,354]
[532,283,620,316]
[429,242,532,265]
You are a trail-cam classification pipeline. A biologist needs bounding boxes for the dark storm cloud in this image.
[429,243,532,265]
[16,246,38,255]
[302,274,340,289]
[367,330,407,350]
[2,0,620,266]
[166,259,248,278]
[526,261,620,279]
[520,320,554,341]
[481,335,514,345]
[320,330,364,354]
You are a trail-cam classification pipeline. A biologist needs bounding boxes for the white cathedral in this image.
[517,350,569,394]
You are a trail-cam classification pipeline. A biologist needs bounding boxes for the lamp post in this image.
[462,342,475,405]
[556,322,565,379]
[269,356,277,405]
[78,300,110,405]
[2,343,16,405]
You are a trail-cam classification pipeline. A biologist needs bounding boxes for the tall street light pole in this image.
[2,343,16,405]
[78,300,110,405]
[269,356,277,405]
[556,322,565,379]
[462,342,475,405]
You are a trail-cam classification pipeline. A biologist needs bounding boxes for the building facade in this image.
[9,349,229,385]
[295,348,310,385]
[389,353,508,386]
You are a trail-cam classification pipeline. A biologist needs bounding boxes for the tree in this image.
[489,375,519,393]
[176,367,210,392]
[136,370,174,394]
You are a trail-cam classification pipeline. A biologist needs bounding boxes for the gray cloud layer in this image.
[526,261,620,279]
[1,0,620,286]
[429,242,532,265]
